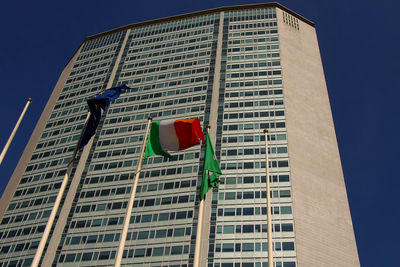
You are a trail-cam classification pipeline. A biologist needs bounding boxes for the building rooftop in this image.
[85,2,314,41]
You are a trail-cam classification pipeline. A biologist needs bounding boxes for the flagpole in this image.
[193,125,210,267]
[114,116,153,267]
[0,98,32,165]
[31,112,91,267]
[264,129,274,267]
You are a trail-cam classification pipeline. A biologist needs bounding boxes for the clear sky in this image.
[0,0,398,266]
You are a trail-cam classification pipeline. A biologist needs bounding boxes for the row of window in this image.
[229,71,281,79]
[228,38,278,47]
[228,45,279,55]
[74,201,128,214]
[132,210,194,224]
[221,133,287,144]
[131,75,208,88]
[1,240,38,255]
[227,13,276,22]
[129,28,213,54]
[53,97,87,111]
[220,175,290,185]
[59,244,189,263]
[136,179,196,194]
[217,190,291,201]
[78,186,131,199]
[81,31,124,52]
[80,178,195,200]
[67,55,115,84]
[74,48,117,69]
[69,59,112,80]
[25,156,71,172]
[74,193,193,215]
[226,79,282,88]
[19,170,65,185]
[216,206,292,217]
[85,160,198,186]
[13,182,60,200]
[66,226,190,249]
[68,209,193,231]
[221,147,287,156]
[42,119,83,139]
[215,223,293,234]
[76,46,118,62]
[131,18,216,40]
[108,85,206,108]
[223,111,285,120]
[213,262,295,267]
[223,122,286,131]
[68,65,112,84]
[123,66,210,81]
[60,83,103,99]
[0,224,45,241]
[64,74,108,89]
[220,160,288,171]
[225,99,283,108]
[133,194,195,209]
[89,160,197,179]
[1,205,51,226]
[132,95,205,110]
[124,50,211,72]
[130,40,211,59]
[228,56,280,64]
[225,89,282,97]
[65,232,121,246]
[214,241,294,253]
[228,21,278,29]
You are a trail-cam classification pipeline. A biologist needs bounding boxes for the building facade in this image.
[0,3,359,267]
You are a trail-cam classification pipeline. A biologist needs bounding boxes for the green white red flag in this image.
[144,118,205,158]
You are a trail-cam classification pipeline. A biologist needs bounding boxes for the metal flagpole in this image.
[114,116,153,267]
[264,129,274,267]
[0,98,32,165]
[31,112,91,267]
[193,125,210,267]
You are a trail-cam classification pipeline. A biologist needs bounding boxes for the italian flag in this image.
[145,118,205,158]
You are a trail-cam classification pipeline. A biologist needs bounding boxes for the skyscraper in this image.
[0,3,360,267]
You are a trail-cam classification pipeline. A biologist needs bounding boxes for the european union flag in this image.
[78,84,130,149]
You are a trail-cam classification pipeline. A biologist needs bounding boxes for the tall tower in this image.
[0,3,359,267]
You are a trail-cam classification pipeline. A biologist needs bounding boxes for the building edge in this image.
[0,44,83,220]
[276,7,360,266]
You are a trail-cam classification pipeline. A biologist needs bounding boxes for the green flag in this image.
[200,132,222,200]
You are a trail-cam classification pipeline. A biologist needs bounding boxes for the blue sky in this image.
[0,0,399,266]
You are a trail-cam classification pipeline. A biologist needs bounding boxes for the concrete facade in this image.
[277,8,360,266]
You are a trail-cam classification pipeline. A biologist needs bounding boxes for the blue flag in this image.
[78,84,130,149]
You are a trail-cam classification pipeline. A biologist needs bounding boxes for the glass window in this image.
[153,247,164,256]
[156,230,166,238]
[81,252,92,261]
[174,228,185,236]
[134,249,145,257]
[99,251,110,260]
[138,231,149,239]
[222,243,234,252]
[242,243,254,252]
[223,225,234,234]
[171,246,183,255]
